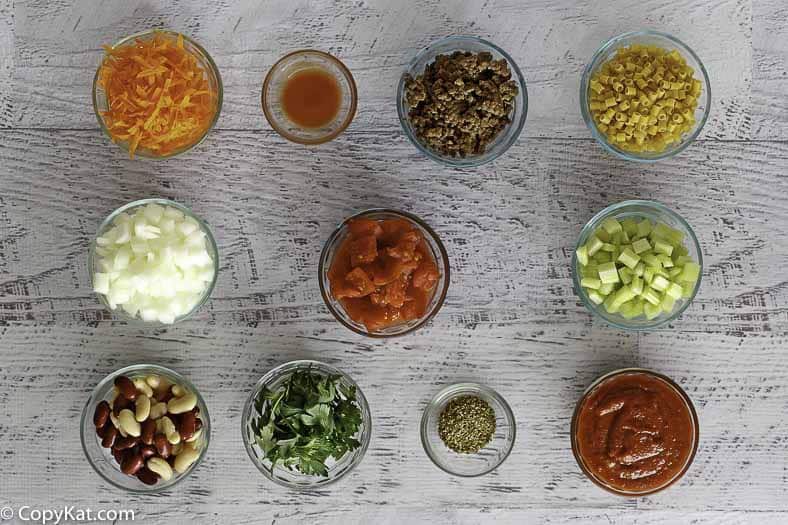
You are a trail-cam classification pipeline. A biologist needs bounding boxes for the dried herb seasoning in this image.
[438,395,496,454]
[404,51,518,157]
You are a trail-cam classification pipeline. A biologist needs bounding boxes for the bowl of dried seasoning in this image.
[420,382,516,477]
[397,36,527,167]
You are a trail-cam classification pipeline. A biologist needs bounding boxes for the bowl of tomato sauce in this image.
[318,209,450,337]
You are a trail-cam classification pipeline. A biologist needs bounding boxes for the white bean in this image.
[132,377,153,398]
[171,442,183,455]
[166,430,181,445]
[109,412,127,437]
[117,409,141,437]
[134,396,151,422]
[147,457,173,481]
[185,428,202,443]
[171,384,185,397]
[174,447,200,473]
[145,374,161,389]
[149,401,168,420]
[159,416,176,437]
[167,392,197,414]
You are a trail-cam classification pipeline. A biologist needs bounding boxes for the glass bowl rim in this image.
[261,49,358,145]
[317,208,451,338]
[571,199,703,331]
[569,367,700,497]
[91,28,224,160]
[579,29,712,163]
[419,382,516,478]
[396,35,528,168]
[87,197,220,326]
[240,359,372,489]
[79,363,212,494]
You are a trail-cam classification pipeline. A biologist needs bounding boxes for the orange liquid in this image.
[281,68,341,128]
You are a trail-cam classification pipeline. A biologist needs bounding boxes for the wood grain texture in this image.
[0,1,787,524]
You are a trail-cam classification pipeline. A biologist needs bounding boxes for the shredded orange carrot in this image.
[97,31,218,158]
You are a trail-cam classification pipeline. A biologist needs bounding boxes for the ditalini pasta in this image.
[588,45,702,154]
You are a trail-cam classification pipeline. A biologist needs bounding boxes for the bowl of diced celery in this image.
[572,200,702,330]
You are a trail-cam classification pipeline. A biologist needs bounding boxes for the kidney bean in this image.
[112,447,124,465]
[113,435,139,451]
[154,434,171,458]
[112,395,132,416]
[136,467,159,486]
[178,411,197,441]
[140,445,157,459]
[140,419,156,445]
[120,450,144,475]
[195,417,203,431]
[114,376,137,401]
[94,401,110,428]
[101,424,118,449]
[156,389,174,403]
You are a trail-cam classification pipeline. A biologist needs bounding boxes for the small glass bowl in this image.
[262,50,357,144]
[572,200,702,330]
[318,209,450,338]
[570,368,699,496]
[80,364,211,493]
[421,383,516,477]
[397,35,528,167]
[88,198,219,325]
[92,29,223,159]
[580,30,711,162]
[241,360,372,489]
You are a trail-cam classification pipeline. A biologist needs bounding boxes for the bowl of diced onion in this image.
[580,30,711,162]
[88,198,218,325]
[572,200,702,330]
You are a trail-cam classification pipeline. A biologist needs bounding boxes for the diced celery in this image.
[619,266,633,284]
[617,248,640,270]
[621,300,644,319]
[601,242,616,252]
[644,301,661,319]
[651,222,674,241]
[642,252,661,268]
[587,235,604,256]
[602,218,623,235]
[611,285,637,309]
[674,244,689,257]
[593,252,611,263]
[630,276,643,295]
[621,230,630,243]
[661,295,676,313]
[583,264,599,277]
[634,261,645,277]
[651,274,670,292]
[641,287,661,306]
[587,290,605,304]
[576,245,589,266]
[595,228,610,242]
[674,255,692,266]
[622,219,639,237]
[679,262,701,283]
[643,267,655,284]
[611,232,622,245]
[668,267,682,279]
[665,282,683,300]
[659,254,674,268]
[598,262,620,284]
[632,238,651,254]
[682,284,694,298]
[581,277,601,290]
[654,239,674,256]
[603,294,620,313]
[598,282,616,295]
[637,219,652,238]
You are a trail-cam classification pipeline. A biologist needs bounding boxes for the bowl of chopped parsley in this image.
[242,360,371,488]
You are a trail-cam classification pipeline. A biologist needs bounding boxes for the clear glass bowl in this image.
[87,198,219,325]
[572,200,702,330]
[241,360,372,489]
[80,364,211,493]
[262,50,357,144]
[421,383,516,477]
[570,368,699,496]
[318,209,450,337]
[580,30,711,162]
[397,35,528,167]
[92,29,223,159]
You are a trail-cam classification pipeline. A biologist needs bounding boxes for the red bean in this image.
[136,467,159,486]
[178,412,196,441]
[94,401,110,428]
[154,434,171,458]
[140,445,157,459]
[120,451,144,475]
[141,419,156,445]
[101,425,118,448]
[112,395,132,416]
[114,376,137,401]
[113,435,139,451]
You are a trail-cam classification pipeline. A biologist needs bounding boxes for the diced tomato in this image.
[412,260,439,290]
[349,235,378,267]
[347,219,383,238]
[385,231,420,261]
[333,267,376,298]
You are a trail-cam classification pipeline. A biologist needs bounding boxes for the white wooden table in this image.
[1,1,786,523]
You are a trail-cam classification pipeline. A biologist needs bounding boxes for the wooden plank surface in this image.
[1,0,787,523]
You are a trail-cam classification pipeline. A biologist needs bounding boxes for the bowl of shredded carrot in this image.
[93,29,223,159]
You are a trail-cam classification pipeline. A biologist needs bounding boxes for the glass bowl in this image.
[241,360,372,489]
[570,368,699,496]
[572,200,702,330]
[262,50,357,144]
[80,364,211,493]
[396,35,528,167]
[421,383,516,477]
[580,30,711,162]
[318,209,450,337]
[92,29,223,159]
[87,198,219,325]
